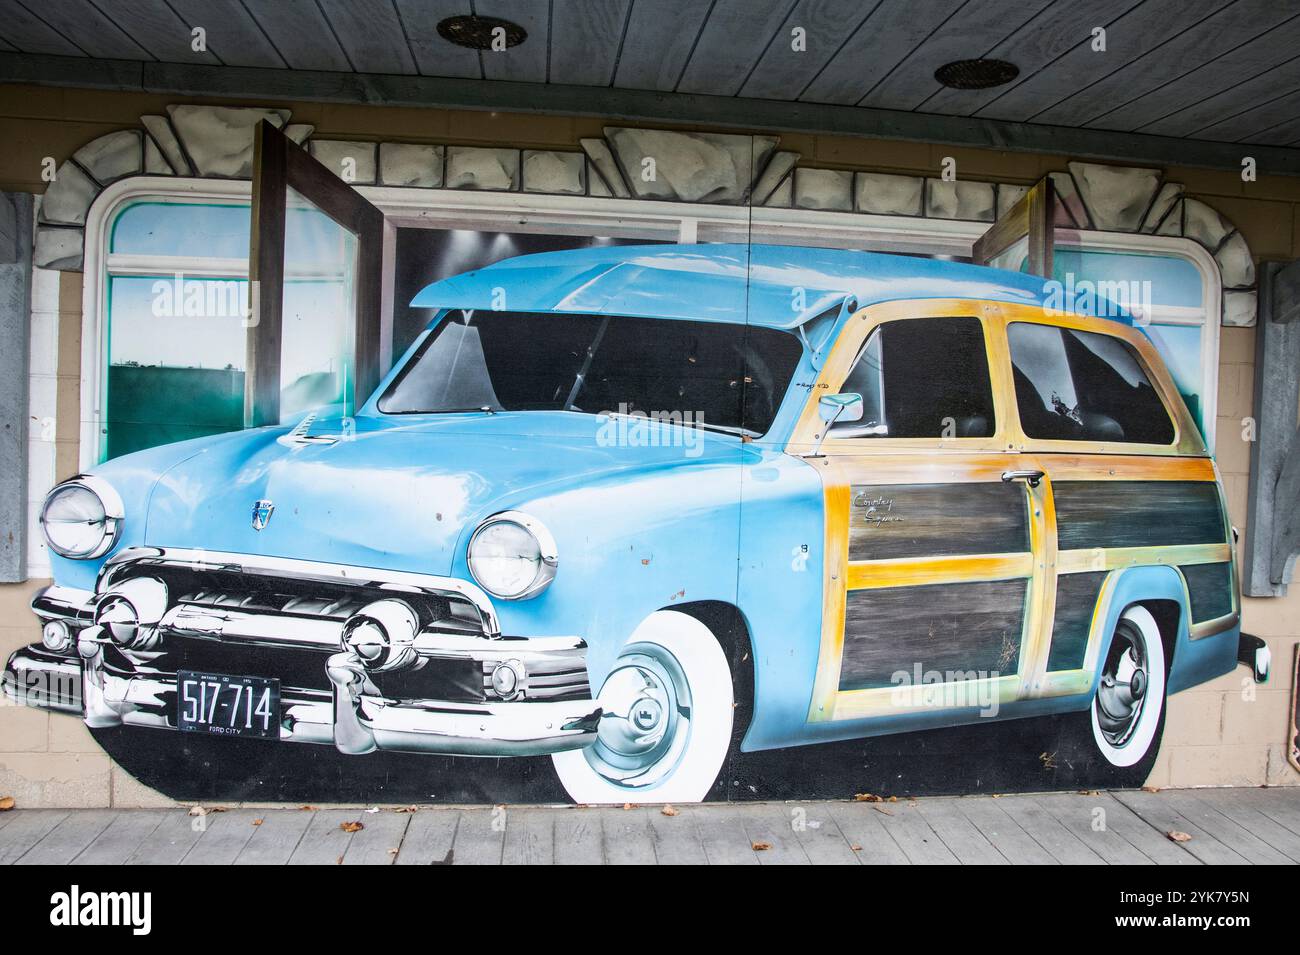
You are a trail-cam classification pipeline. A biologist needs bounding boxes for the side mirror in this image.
[818,392,863,425]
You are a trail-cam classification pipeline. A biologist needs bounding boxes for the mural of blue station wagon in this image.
[6,244,1272,804]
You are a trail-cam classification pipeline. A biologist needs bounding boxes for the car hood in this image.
[143,411,743,575]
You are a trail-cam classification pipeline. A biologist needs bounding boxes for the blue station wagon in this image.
[6,244,1270,803]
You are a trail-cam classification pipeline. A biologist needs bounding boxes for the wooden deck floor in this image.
[2,787,1298,865]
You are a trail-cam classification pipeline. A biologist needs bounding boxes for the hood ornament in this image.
[252,500,275,531]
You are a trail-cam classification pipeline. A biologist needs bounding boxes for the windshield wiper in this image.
[691,421,760,438]
[563,315,610,411]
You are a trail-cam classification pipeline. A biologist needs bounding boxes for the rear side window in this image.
[1008,322,1175,445]
[832,316,995,439]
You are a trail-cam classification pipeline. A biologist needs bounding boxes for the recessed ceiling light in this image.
[934,59,1019,90]
[437,14,527,50]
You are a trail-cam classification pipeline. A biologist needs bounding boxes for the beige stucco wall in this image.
[1,84,1297,806]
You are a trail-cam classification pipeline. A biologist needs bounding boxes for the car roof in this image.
[409,243,1131,330]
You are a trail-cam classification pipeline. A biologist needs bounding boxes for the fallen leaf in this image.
[1039,751,1058,770]
[0,796,14,811]
[872,805,894,816]
[751,841,772,851]
[388,847,400,855]
[853,793,882,803]
[623,802,633,810]
[340,821,365,833]
[251,818,264,826]
[1167,830,1192,843]
[188,805,226,817]
[336,855,344,865]
[661,805,679,817]
[850,844,863,851]
[887,796,898,803]
[1142,785,1161,793]
[299,805,318,811]
[1078,789,1100,796]
[395,805,420,813]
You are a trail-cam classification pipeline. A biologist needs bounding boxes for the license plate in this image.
[177,670,280,739]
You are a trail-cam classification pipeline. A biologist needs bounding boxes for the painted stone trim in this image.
[445,146,520,191]
[1068,161,1161,232]
[604,127,777,204]
[753,151,799,207]
[379,142,443,188]
[522,150,585,195]
[855,172,923,217]
[30,104,1260,326]
[309,140,378,185]
[167,105,290,178]
[925,179,995,222]
[794,168,852,212]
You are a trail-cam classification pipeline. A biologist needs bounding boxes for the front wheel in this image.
[551,610,733,804]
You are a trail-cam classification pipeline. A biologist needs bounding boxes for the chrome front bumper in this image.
[13,549,601,757]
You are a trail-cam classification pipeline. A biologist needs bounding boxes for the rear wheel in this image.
[1080,605,1167,784]
[551,610,733,804]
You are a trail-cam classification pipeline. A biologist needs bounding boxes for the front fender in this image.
[451,449,750,688]
[1088,564,1237,701]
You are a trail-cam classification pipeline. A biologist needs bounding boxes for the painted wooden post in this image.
[1243,260,1300,596]
[971,176,1055,279]
[0,191,32,582]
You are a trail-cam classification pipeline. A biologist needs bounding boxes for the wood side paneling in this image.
[848,482,1030,561]
[1046,571,1107,671]
[1053,480,1225,550]
[839,579,1027,690]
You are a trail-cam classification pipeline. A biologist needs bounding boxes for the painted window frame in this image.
[80,176,1224,468]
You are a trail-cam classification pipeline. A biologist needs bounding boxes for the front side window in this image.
[379,311,804,437]
[1008,322,1175,445]
[831,316,995,439]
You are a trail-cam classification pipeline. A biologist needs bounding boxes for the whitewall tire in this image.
[1090,605,1166,769]
[551,610,733,804]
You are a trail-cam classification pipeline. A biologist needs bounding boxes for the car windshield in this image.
[378,310,805,436]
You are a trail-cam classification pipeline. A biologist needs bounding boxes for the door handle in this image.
[1001,469,1045,488]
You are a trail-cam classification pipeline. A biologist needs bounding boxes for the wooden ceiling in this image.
[1,0,1298,150]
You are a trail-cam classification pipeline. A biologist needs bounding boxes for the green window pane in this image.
[105,275,248,460]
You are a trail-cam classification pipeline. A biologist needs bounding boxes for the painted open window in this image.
[1014,246,1218,449]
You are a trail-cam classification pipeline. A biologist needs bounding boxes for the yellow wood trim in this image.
[1039,670,1093,696]
[807,478,850,722]
[1022,463,1058,693]
[805,452,1024,482]
[1023,455,1216,481]
[1057,543,1232,574]
[847,552,1033,590]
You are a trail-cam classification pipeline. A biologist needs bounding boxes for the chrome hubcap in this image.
[584,643,691,789]
[1096,621,1148,748]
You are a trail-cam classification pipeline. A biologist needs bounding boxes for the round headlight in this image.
[467,511,557,600]
[40,477,123,560]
